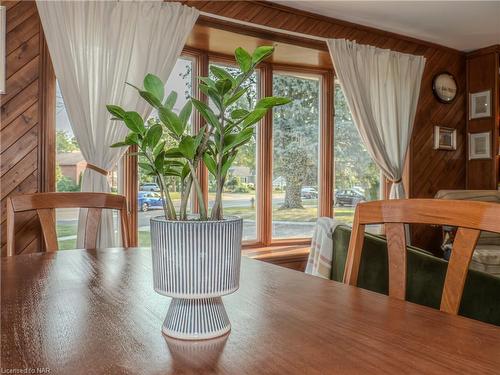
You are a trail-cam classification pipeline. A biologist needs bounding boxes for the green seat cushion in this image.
[331,225,500,326]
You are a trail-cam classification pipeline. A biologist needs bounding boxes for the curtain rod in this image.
[199,11,329,43]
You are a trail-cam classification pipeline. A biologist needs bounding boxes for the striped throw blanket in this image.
[305,217,344,279]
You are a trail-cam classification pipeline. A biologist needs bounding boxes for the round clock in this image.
[432,72,458,103]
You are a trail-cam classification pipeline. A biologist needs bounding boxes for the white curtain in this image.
[327,39,426,199]
[37,1,199,247]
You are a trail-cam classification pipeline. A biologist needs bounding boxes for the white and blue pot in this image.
[150,216,243,340]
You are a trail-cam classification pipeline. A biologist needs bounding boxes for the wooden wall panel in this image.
[183,1,467,251]
[0,1,52,256]
[1,1,468,255]
[466,48,500,190]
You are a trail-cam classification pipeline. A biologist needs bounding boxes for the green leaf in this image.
[144,124,163,148]
[191,98,221,130]
[178,136,197,160]
[215,79,232,96]
[106,105,126,119]
[199,84,223,110]
[210,65,235,86]
[164,148,184,158]
[256,96,292,109]
[231,109,249,119]
[221,152,237,177]
[252,46,274,65]
[153,140,166,157]
[110,141,128,148]
[198,76,217,88]
[202,153,217,176]
[241,108,267,128]
[235,47,252,73]
[178,101,192,131]
[143,74,164,102]
[165,167,182,178]
[138,162,154,174]
[164,91,178,110]
[194,125,206,149]
[223,128,253,153]
[125,133,139,146]
[225,87,249,107]
[181,163,190,181]
[123,111,145,134]
[139,90,162,108]
[158,107,183,137]
[154,151,164,172]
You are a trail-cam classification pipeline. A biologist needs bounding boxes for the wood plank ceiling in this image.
[0,1,51,256]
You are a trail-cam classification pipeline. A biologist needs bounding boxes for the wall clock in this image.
[432,72,457,103]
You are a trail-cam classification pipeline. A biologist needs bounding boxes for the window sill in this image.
[243,245,310,272]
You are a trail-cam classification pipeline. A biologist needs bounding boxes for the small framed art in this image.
[469,132,491,160]
[470,90,491,119]
[434,126,456,150]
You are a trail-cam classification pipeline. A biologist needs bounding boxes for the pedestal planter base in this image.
[162,297,231,340]
[151,216,242,341]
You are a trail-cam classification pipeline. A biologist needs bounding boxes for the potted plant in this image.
[108,46,290,340]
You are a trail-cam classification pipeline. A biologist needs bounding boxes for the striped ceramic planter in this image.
[150,216,243,340]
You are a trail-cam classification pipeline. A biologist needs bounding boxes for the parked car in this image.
[140,183,160,192]
[138,191,164,212]
[335,189,366,206]
[301,187,318,199]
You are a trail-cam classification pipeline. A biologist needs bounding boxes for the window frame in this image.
[126,50,336,248]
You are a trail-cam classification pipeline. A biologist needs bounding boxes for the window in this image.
[55,82,121,249]
[272,72,320,239]
[122,46,379,248]
[138,57,194,247]
[207,62,259,241]
[333,81,380,224]
[55,82,81,249]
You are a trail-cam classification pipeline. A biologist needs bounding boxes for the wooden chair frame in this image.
[344,199,500,314]
[7,192,130,256]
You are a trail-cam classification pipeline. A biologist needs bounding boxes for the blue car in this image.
[138,191,164,212]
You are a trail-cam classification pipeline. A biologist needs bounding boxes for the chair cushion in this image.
[331,225,500,326]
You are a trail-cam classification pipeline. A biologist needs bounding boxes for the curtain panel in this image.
[327,39,426,199]
[37,0,199,247]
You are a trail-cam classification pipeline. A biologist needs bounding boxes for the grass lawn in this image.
[56,223,78,237]
[139,231,151,247]
[58,238,77,250]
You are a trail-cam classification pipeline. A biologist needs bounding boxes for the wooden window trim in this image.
[122,47,336,249]
[39,26,56,193]
[44,35,336,250]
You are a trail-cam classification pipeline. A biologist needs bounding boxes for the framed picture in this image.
[469,132,491,160]
[433,126,456,150]
[470,90,491,119]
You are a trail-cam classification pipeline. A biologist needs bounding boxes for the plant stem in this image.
[187,161,207,220]
[179,176,192,220]
[157,174,177,220]
[142,147,176,220]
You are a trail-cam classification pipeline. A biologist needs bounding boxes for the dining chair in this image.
[6,192,130,256]
[344,199,500,315]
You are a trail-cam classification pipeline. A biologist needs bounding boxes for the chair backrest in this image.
[344,199,500,315]
[6,192,130,256]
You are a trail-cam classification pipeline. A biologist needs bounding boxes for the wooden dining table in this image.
[2,247,500,374]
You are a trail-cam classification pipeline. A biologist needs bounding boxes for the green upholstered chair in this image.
[330,225,500,326]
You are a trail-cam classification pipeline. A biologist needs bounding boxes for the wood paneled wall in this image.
[466,46,500,190]
[1,0,468,255]
[0,1,54,256]
[182,1,467,250]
